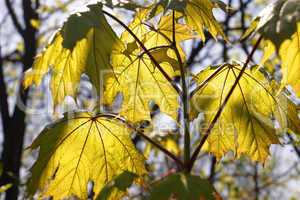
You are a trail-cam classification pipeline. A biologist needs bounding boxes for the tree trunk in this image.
[0,1,38,199]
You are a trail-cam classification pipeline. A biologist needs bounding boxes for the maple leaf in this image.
[144,13,194,69]
[104,51,179,122]
[279,23,300,96]
[24,2,122,106]
[103,9,185,123]
[191,65,281,162]
[121,8,150,44]
[260,26,300,96]
[153,12,195,42]
[27,112,146,200]
[242,0,300,96]
[122,9,194,70]
[184,0,226,41]
[144,12,195,45]
[148,0,226,41]
[149,173,215,200]
[275,91,300,135]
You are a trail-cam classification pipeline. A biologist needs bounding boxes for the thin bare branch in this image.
[0,46,10,125]
[171,11,190,169]
[5,0,24,36]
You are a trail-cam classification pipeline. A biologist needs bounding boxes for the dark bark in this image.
[0,1,38,199]
[287,134,300,159]
[209,156,217,183]
[254,163,260,200]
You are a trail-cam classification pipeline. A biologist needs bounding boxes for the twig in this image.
[171,11,190,171]
[254,163,259,200]
[5,0,24,36]
[209,156,217,183]
[287,134,300,159]
[0,45,10,128]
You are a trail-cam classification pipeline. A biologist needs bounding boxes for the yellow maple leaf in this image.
[145,12,195,45]
[184,0,226,41]
[104,51,179,122]
[144,13,194,68]
[120,8,150,44]
[279,23,300,96]
[27,112,146,200]
[259,24,300,97]
[104,10,185,123]
[122,9,193,70]
[147,0,226,41]
[191,65,280,162]
[275,92,300,135]
[242,0,300,96]
[24,3,122,106]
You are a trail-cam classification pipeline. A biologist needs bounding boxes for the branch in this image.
[102,10,181,95]
[239,0,250,56]
[254,163,259,200]
[2,50,22,63]
[188,36,263,171]
[209,156,216,183]
[35,0,40,9]
[185,40,204,68]
[222,0,233,62]
[171,11,190,169]
[148,11,200,170]
[287,134,300,159]
[5,0,24,36]
[98,113,184,169]
[0,46,11,132]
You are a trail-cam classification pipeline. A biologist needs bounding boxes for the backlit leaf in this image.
[275,92,300,135]
[145,12,195,45]
[242,0,300,96]
[258,23,300,96]
[104,51,179,122]
[144,13,194,68]
[104,10,181,123]
[184,0,226,41]
[149,0,226,41]
[279,23,300,96]
[27,112,146,200]
[191,65,281,162]
[122,9,193,69]
[121,8,150,44]
[24,2,122,105]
